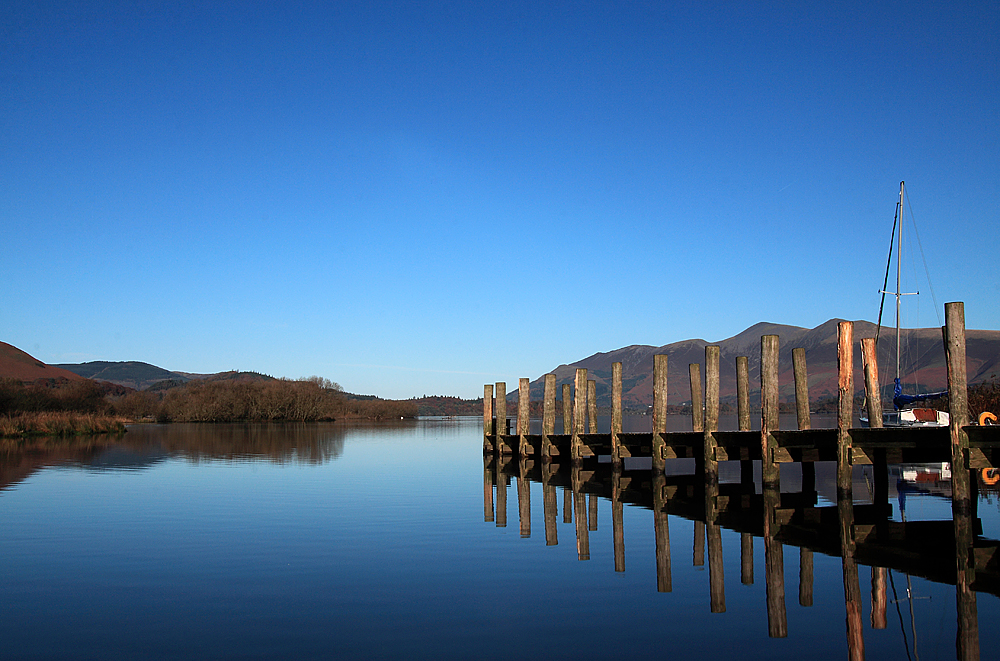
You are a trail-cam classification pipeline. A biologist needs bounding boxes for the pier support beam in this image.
[652,355,668,472]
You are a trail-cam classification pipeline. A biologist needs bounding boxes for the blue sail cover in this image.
[892,377,948,410]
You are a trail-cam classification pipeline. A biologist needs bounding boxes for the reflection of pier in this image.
[483,302,999,660]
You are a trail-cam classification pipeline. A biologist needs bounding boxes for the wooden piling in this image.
[483,457,494,523]
[572,466,589,560]
[792,347,811,430]
[693,521,705,567]
[653,473,672,592]
[518,378,529,457]
[704,346,720,486]
[561,384,572,435]
[871,567,887,629]
[945,301,979,660]
[838,489,865,661]
[799,547,813,607]
[761,335,780,486]
[587,379,597,434]
[837,323,853,495]
[611,362,622,467]
[496,471,507,528]
[652,355,668,472]
[763,486,787,638]
[861,338,882,428]
[542,374,556,458]
[737,356,751,432]
[543,463,558,546]
[517,458,530,538]
[588,493,598,531]
[572,368,587,461]
[689,363,704,433]
[496,381,508,455]
[708,519,726,613]
[613,471,625,572]
[741,533,754,585]
[483,384,494,449]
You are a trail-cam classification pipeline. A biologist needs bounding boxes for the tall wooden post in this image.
[587,379,597,434]
[761,335,780,486]
[611,362,622,468]
[737,355,753,486]
[792,347,811,430]
[837,323,853,495]
[704,346,720,485]
[861,338,883,427]
[542,374,556,459]
[561,384,572,435]
[483,384,494,454]
[945,301,979,660]
[689,363,704,433]
[518,378,530,457]
[496,381,508,455]
[652,355,668,472]
[572,368,587,461]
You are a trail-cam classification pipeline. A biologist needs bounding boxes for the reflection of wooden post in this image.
[483,456,494,523]
[689,363,704,433]
[483,384,494,452]
[542,374,556,459]
[945,302,979,661]
[518,378,530,457]
[588,493,598,531]
[561,384,572,435]
[652,355,668,472]
[543,463,558,546]
[799,547,813,607]
[653,473,672,592]
[563,486,572,524]
[496,382,508,455]
[613,471,625,572]
[704,346,720,486]
[763,486,787,638]
[761,335,780,487]
[572,369,587,461]
[693,521,705,567]
[496,471,507,528]
[517,459,531,538]
[572,467,589,560]
[870,567,887,629]
[792,347,811,430]
[741,533,754,585]
[861,338,882,427]
[611,362,622,467]
[706,481,725,613]
[837,322,853,496]
[838,490,865,661]
[587,380,597,434]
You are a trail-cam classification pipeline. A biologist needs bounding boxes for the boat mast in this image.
[896,181,904,383]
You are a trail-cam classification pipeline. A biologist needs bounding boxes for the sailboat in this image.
[860,182,949,428]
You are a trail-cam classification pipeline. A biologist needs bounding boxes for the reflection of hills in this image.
[0,423,347,493]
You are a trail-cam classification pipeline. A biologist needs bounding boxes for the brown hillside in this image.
[0,342,86,382]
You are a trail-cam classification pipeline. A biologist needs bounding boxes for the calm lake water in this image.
[1,417,997,660]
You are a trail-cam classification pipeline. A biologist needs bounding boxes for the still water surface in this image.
[1,418,997,660]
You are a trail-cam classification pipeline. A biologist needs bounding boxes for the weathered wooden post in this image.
[838,488,865,660]
[861,338,882,428]
[517,458,530,538]
[837,323,853,495]
[542,374,556,459]
[496,470,507,528]
[653,473,672,592]
[945,301,979,661]
[611,362,622,468]
[483,384,494,454]
[518,378,530,457]
[693,521,705,567]
[572,466,589,561]
[587,380,597,434]
[588,493,598,531]
[737,355,753,486]
[652,355,669,472]
[563,487,572,524]
[741,531,754,585]
[763,485,787,638]
[689,363,704,433]
[799,547,813,607]
[792,347,811,430]
[704,346,720,486]
[612,471,625,572]
[871,568,887,629]
[496,381,508,455]
[708,515,725,613]
[761,335,780,487]
[572,368,587,461]
[561,384,571,435]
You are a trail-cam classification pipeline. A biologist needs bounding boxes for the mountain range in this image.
[525,319,1000,407]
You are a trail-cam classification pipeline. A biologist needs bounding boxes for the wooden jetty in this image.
[483,302,999,661]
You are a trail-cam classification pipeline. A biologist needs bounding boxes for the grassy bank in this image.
[0,412,127,438]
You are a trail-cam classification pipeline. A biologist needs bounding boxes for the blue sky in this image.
[3,1,997,399]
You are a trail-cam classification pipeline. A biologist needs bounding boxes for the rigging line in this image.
[889,569,915,661]
[875,198,900,349]
[904,190,943,327]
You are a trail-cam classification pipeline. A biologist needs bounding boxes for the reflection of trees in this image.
[0,423,349,492]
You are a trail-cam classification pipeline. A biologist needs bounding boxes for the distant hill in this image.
[0,342,87,383]
[54,361,189,390]
[518,320,1000,408]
